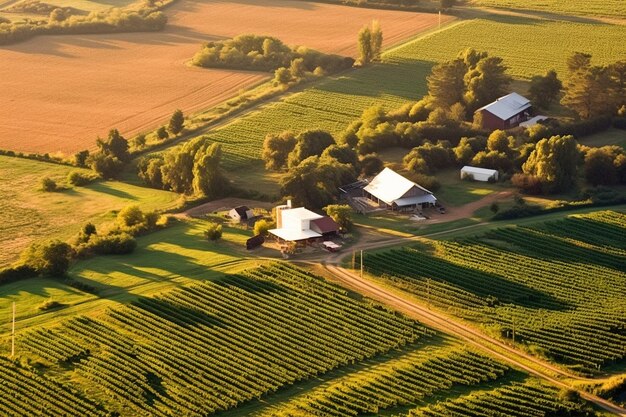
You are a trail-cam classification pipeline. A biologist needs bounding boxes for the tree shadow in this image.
[87,181,138,200]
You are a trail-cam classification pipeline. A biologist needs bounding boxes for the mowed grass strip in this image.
[0,156,181,266]
[469,0,626,18]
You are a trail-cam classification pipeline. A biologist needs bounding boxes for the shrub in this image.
[40,176,57,191]
[67,170,98,186]
[253,219,275,237]
[205,222,222,241]
[406,172,440,192]
[38,299,65,311]
[19,240,72,277]
[85,233,137,255]
[117,205,145,228]
[0,265,36,285]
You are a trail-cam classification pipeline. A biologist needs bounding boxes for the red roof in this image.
[310,216,339,234]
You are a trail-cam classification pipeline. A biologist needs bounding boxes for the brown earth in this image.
[0,0,450,155]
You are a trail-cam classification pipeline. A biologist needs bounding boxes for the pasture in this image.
[364,210,626,374]
[470,0,626,18]
[0,155,181,266]
[0,0,447,155]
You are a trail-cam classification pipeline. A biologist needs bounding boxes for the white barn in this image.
[363,168,436,211]
[460,166,499,182]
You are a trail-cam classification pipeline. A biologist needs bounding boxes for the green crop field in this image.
[7,263,432,415]
[364,210,626,374]
[192,16,626,194]
[470,0,626,18]
[0,155,181,267]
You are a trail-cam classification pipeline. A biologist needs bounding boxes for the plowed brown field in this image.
[0,0,449,155]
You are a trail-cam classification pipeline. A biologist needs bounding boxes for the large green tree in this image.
[529,70,563,109]
[168,109,184,135]
[427,59,467,109]
[288,129,335,168]
[522,135,580,193]
[19,240,72,277]
[192,143,227,197]
[262,131,297,170]
[97,129,129,162]
[464,56,511,112]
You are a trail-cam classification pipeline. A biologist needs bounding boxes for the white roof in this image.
[519,115,548,128]
[476,92,531,121]
[281,207,323,221]
[394,194,437,207]
[461,166,498,175]
[364,168,432,206]
[269,228,321,241]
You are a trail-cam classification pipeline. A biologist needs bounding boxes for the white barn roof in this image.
[476,92,531,121]
[269,207,323,241]
[364,167,433,206]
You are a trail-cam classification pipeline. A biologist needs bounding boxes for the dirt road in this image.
[320,263,626,416]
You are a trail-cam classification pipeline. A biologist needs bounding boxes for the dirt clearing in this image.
[0,0,449,155]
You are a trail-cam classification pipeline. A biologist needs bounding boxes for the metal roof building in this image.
[363,168,436,209]
[476,92,532,130]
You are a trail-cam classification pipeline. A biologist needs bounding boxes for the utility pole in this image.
[11,302,15,358]
[360,250,363,278]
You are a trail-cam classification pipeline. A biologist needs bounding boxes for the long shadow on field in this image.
[368,249,568,310]
[476,8,610,26]
[481,227,626,274]
[87,181,138,200]
[527,217,626,250]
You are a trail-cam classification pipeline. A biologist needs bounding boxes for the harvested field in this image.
[0,0,448,155]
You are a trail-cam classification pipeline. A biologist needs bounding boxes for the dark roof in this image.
[231,206,251,216]
[310,216,339,234]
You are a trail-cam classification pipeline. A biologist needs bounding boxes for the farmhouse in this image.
[229,205,254,221]
[461,166,499,182]
[363,168,437,211]
[269,202,338,243]
[475,92,532,130]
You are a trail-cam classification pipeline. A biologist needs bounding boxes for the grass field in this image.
[579,128,626,149]
[470,0,626,18]
[0,0,447,155]
[0,156,181,267]
[364,210,626,374]
[195,15,626,192]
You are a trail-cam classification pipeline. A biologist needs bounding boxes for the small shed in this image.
[229,206,254,221]
[310,216,339,238]
[461,166,499,182]
[246,235,265,250]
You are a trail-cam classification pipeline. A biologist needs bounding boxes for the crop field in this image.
[200,15,626,189]
[364,210,626,374]
[0,155,181,267]
[470,0,626,18]
[7,263,432,415]
[0,0,446,155]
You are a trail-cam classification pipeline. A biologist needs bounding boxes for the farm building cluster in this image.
[475,92,545,130]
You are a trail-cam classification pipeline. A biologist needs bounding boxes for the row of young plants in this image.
[19,263,432,415]
[363,211,626,374]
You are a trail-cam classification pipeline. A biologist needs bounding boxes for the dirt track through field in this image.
[0,0,450,155]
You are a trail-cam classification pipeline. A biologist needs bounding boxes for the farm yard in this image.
[0,0,447,155]
[363,211,626,374]
[0,155,181,265]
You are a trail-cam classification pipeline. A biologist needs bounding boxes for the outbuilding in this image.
[229,205,254,221]
[460,166,499,182]
[475,92,532,130]
[363,167,437,211]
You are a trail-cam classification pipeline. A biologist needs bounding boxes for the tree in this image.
[522,135,580,193]
[157,126,169,140]
[566,52,592,74]
[529,70,562,109]
[192,143,228,198]
[357,25,372,65]
[359,153,384,176]
[88,153,123,179]
[487,130,512,154]
[262,131,297,170]
[464,56,511,112]
[454,138,475,166]
[205,222,222,241]
[427,59,467,109]
[289,58,306,79]
[40,177,57,192]
[97,129,129,162]
[273,67,292,85]
[253,219,275,237]
[131,134,146,150]
[168,109,184,135]
[370,20,383,61]
[19,240,72,277]
[562,64,616,119]
[49,8,66,22]
[583,146,623,186]
[324,204,353,231]
[321,144,358,166]
[117,205,145,228]
[288,130,335,168]
[74,150,90,167]
[490,202,499,214]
